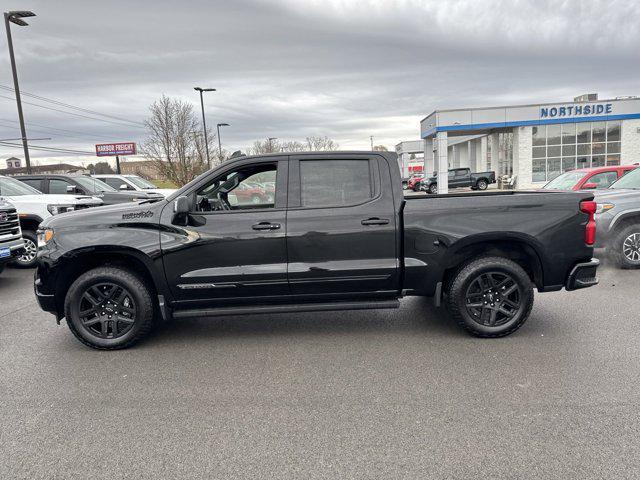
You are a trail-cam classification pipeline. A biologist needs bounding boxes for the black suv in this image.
[16,174,163,205]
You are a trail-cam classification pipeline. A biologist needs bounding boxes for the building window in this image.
[531,120,622,182]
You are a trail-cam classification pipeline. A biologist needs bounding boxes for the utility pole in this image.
[370,136,374,151]
[4,11,36,174]
[194,87,216,169]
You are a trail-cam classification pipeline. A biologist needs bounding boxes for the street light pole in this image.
[4,11,36,174]
[216,123,229,161]
[194,87,216,169]
[370,135,374,151]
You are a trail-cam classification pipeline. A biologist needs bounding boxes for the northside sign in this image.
[540,103,613,119]
[95,142,137,157]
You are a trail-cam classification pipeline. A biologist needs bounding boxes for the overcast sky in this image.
[1,0,639,166]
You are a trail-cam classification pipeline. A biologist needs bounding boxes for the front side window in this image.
[194,163,276,212]
[74,176,116,193]
[586,171,618,189]
[49,179,76,194]
[300,159,372,208]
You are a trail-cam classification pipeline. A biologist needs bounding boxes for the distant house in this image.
[0,162,88,176]
[5,157,22,169]
[119,160,162,180]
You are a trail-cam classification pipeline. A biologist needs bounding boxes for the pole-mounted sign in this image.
[95,142,136,157]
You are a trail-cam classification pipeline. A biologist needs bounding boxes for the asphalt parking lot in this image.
[1,260,639,479]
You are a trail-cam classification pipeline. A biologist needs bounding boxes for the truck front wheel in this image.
[12,230,38,268]
[428,183,438,195]
[446,256,533,338]
[64,266,156,349]
[610,224,640,269]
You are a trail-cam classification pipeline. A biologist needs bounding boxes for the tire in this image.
[610,223,640,269]
[251,194,262,204]
[446,256,534,338]
[476,179,488,190]
[428,183,438,195]
[402,183,408,190]
[12,230,38,268]
[64,266,156,350]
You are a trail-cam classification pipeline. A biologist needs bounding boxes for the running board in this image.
[172,299,400,319]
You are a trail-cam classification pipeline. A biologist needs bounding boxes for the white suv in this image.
[0,175,103,267]
[93,174,176,197]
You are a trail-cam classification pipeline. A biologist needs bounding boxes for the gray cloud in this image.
[1,0,638,164]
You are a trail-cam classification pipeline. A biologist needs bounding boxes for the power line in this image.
[0,85,145,127]
[0,141,95,155]
[0,118,124,141]
[0,94,147,130]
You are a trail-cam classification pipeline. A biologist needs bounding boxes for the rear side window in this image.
[300,159,372,207]
[20,179,43,191]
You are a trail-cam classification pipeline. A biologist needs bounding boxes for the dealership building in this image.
[407,95,640,190]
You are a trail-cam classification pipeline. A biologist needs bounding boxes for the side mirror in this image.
[120,184,129,190]
[583,182,598,189]
[173,196,190,226]
[66,185,77,193]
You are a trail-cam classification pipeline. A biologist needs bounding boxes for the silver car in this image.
[593,168,640,268]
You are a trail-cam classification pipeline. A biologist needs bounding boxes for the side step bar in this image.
[172,299,400,319]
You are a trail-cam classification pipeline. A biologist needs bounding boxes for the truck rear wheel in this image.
[446,256,533,337]
[610,224,640,269]
[476,179,488,190]
[64,266,156,349]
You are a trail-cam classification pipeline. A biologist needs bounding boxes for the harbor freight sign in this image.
[95,142,136,157]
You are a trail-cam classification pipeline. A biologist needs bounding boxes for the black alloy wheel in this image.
[464,272,522,327]
[77,283,137,339]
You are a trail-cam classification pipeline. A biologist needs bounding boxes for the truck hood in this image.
[2,194,103,205]
[591,189,640,201]
[41,197,167,229]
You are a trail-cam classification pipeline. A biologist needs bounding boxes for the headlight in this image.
[47,204,75,215]
[595,203,615,214]
[37,228,54,247]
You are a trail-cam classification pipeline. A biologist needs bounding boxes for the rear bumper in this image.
[565,258,600,291]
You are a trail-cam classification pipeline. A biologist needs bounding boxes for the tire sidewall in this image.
[65,268,153,349]
[450,260,533,336]
[429,184,438,194]
[612,224,640,268]
[477,180,488,190]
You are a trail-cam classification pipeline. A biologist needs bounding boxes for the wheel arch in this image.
[51,246,167,317]
[610,210,640,234]
[19,214,43,233]
[441,234,545,291]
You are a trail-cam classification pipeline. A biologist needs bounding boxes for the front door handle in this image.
[361,217,390,226]
[252,222,281,231]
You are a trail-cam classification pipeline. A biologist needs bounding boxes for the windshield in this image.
[125,175,157,189]
[74,176,116,193]
[543,171,587,190]
[609,168,640,189]
[0,176,42,196]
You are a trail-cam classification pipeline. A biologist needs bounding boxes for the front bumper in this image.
[0,238,25,265]
[566,258,600,291]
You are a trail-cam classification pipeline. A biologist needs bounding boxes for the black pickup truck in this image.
[421,167,496,194]
[34,151,599,349]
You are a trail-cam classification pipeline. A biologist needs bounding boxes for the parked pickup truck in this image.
[34,151,599,349]
[0,199,24,275]
[421,168,496,194]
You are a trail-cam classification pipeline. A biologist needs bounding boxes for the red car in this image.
[542,165,638,191]
[407,173,425,191]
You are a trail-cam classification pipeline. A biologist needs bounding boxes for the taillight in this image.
[580,200,597,246]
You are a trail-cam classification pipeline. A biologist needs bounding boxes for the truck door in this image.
[160,157,289,307]
[285,154,399,297]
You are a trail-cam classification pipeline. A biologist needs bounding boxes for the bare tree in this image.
[305,135,339,151]
[373,145,388,152]
[248,135,339,154]
[141,95,217,186]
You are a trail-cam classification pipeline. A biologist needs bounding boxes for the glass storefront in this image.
[532,120,621,182]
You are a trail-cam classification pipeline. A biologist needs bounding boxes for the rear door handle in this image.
[361,217,389,226]
[252,222,281,231]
